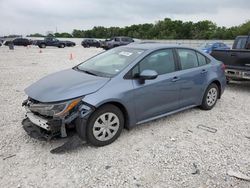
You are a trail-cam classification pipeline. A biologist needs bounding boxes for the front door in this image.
[131,49,181,122]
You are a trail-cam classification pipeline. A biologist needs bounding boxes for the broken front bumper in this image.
[22,100,94,140]
[26,112,51,130]
[22,118,60,140]
[22,112,64,140]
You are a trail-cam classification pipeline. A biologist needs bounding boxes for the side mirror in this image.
[139,70,158,80]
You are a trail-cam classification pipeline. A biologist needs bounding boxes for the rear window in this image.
[235,38,247,49]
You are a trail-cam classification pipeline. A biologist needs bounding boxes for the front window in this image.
[131,49,176,77]
[76,47,144,77]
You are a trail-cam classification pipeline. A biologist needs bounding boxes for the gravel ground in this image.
[0,45,250,188]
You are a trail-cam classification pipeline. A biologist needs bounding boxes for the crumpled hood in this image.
[25,68,110,103]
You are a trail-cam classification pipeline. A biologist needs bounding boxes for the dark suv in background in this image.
[101,36,134,50]
[4,38,32,46]
[81,38,100,48]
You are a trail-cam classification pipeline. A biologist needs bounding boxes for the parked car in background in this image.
[200,42,230,54]
[22,43,226,146]
[35,37,76,48]
[4,38,32,46]
[101,36,134,50]
[81,38,100,48]
[211,34,250,82]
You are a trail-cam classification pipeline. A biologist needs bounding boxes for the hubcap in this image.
[93,112,120,141]
[206,87,218,106]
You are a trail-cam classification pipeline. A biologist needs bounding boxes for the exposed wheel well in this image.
[211,80,221,99]
[98,102,130,129]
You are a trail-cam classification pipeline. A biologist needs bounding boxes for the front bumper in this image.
[22,99,95,140]
[26,112,51,130]
[22,118,60,140]
[225,69,250,80]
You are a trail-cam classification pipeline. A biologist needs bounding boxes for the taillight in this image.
[221,63,226,71]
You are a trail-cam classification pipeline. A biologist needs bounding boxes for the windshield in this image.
[76,47,144,77]
[200,43,213,48]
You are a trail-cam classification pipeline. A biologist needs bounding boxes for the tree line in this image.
[28,18,250,40]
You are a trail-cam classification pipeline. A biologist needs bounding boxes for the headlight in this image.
[27,98,82,118]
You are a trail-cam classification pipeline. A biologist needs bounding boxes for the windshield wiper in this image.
[74,67,98,76]
[83,70,98,76]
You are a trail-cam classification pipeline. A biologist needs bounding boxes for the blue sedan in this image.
[200,42,230,54]
[22,43,226,146]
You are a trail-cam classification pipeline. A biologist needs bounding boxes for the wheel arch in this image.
[209,80,222,99]
[96,101,130,130]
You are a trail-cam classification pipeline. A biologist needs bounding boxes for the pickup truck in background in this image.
[211,34,250,82]
[100,36,134,50]
[35,37,76,48]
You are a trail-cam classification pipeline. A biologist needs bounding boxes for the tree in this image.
[28,19,250,40]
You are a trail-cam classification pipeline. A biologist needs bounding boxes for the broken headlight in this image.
[27,98,82,118]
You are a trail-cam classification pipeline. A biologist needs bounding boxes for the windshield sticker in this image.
[119,51,133,56]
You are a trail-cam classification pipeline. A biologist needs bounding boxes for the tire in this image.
[59,44,65,48]
[78,104,124,146]
[39,44,46,48]
[200,83,219,110]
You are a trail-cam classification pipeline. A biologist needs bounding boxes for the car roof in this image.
[126,42,192,50]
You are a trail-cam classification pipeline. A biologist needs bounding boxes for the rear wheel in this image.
[78,104,124,146]
[200,83,219,110]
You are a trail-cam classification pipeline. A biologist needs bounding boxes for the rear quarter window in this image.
[196,52,208,66]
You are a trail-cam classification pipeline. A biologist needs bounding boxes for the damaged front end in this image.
[22,97,94,140]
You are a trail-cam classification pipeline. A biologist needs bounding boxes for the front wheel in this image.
[200,83,219,110]
[77,104,124,146]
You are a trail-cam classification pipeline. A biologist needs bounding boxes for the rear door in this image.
[175,48,209,107]
[131,49,181,122]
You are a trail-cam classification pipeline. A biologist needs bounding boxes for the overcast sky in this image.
[0,0,249,36]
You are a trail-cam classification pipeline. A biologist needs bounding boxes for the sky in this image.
[0,0,249,36]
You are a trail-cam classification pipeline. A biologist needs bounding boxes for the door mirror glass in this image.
[139,70,158,80]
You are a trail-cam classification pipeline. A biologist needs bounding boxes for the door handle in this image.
[172,76,180,82]
[231,53,237,57]
[201,69,208,74]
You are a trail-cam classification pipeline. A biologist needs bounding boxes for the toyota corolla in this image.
[22,43,226,146]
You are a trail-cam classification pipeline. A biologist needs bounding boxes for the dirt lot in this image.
[0,45,250,188]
